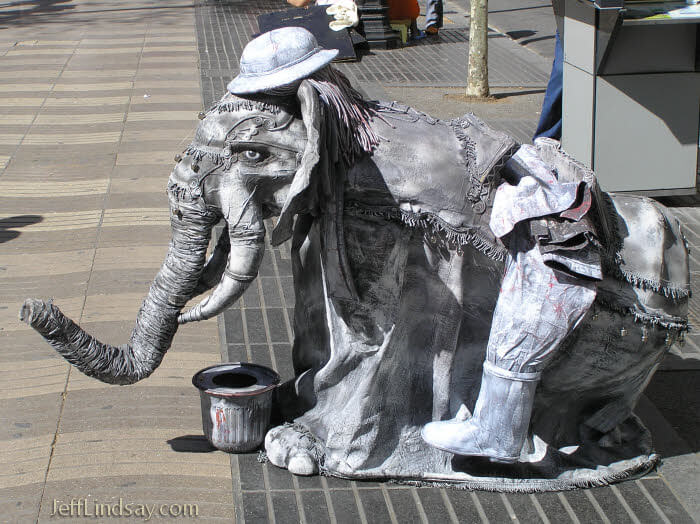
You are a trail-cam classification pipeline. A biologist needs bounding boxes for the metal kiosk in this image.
[561,0,700,195]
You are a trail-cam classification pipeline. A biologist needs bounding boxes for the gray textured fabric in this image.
[20,196,219,384]
[264,100,688,489]
[267,194,675,487]
[485,229,597,374]
[19,97,302,381]
[492,146,581,238]
[420,217,598,465]
[344,105,518,261]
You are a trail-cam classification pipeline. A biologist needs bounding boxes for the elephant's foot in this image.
[265,424,320,476]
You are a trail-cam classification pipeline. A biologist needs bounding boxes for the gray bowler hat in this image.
[227,27,339,95]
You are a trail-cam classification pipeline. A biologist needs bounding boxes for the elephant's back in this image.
[595,193,690,325]
[537,192,690,438]
[607,193,690,300]
[348,105,466,207]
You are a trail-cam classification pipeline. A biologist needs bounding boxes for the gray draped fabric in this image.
[267,112,689,490]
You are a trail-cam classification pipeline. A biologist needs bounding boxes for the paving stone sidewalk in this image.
[0,0,235,521]
[0,0,697,522]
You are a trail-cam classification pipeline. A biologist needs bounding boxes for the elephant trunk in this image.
[193,224,230,296]
[19,199,219,385]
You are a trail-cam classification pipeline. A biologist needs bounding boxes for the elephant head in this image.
[19,81,326,385]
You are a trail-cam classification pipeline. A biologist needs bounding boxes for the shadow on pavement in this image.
[0,0,74,28]
[645,365,700,454]
[520,34,555,46]
[168,435,217,453]
[490,88,546,99]
[506,29,536,40]
[0,215,42,243]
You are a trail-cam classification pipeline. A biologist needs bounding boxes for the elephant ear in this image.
[271,80,322,246]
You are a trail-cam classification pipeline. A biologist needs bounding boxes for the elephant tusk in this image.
[177,272,253,325]
[178,303,205,324]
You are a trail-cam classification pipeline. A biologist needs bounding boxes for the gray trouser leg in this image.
[422,230,597,461]
[486,235,597,374]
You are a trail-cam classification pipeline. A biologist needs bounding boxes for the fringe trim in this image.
[345,203,507,262]
[596,193,690,300]
[307,66,382,165]
[315,454,659,493]
[184,145,236,171]
[603,260,691,301]
[213,99,284,115]
[382,454,659,493]
[596,296,689,332]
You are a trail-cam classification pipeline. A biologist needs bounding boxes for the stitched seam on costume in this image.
[451,118,484,212]
[376,101,439,125]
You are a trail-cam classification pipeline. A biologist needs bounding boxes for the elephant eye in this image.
[242,150,265,162]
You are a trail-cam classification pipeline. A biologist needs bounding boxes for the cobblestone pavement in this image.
[0,0,697,522]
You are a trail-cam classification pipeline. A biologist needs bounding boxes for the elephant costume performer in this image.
[21,28,690,491]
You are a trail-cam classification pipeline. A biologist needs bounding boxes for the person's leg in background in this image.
[424,0,443,35]
[533,31,563,140]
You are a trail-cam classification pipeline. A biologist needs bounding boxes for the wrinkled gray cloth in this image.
[269,115,688,490]
[485,144,599,375]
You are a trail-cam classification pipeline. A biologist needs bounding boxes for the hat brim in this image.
[227,48,339,95]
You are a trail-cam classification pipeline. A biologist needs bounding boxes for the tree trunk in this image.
[467,0,489,98]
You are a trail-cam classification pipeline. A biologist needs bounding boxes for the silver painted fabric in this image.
[266,109,688,489]
[486,227,596,374]
[486,145,598,374]
[491,145,581,239]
